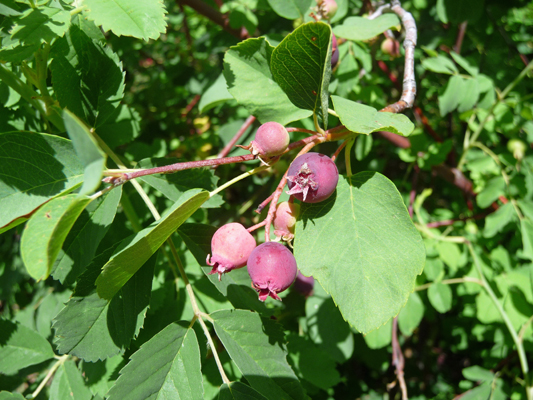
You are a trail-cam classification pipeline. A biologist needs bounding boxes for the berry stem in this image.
[344,137,355,177]
[247,220,267,232]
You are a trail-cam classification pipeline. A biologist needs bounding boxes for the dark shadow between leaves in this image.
[0,132,69,196]
[0,319,17,346]
[299,190,337,230]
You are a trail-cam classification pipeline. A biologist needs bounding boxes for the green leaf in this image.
[0,131,84,232]
[285,333,341,390]
[439,75,465,116]
[0,392,25,400]
[223,37,312,125]
[107,322,203,400]
[331,96,414,136]
[476,176,505,208]
[483,202,515,238]
[521,219,533,261]
[95,104,141,148]
[398,291,424,336]
[304,282,354,363]
[96,189,209,299]
[436,241,462,272]
[212,309,305,400]
[177,223,271,314]
[199,73,234,113]
[450,51,479,76]
[462,365,494,382]
[51,188,122,285]
[83,0,167,40]
[333,14,400,41]
[436,0,484,24]
[457,78,479,113]
[219,382,268,400]
[0,0,21,16]
[10,7,70,45]
[50,25,125,127]
[428,282,453,313]
[421,55,458,75]
[137,158,222,208]
[363,318,392,349]
[63,110,106,195]
[49,360,92,400]
[294,173,425,334]
[21,194,92,281]
[0,319,55,375]
[53,254,155,362]
[271,22,332,127]
[81,355,124,397]
[266,0,312,20]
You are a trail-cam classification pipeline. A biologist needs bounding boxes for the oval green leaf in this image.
[333,14,400,42]
[96,189,209,299]
[223,37,311,125]
[21,194,92,281]
[294,173,426,334]
[331,95,415,136]
[271,21,332,128]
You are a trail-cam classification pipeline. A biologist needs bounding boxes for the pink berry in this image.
[331,34,339,68]
[321,0,337,19]
[249,122,290,157]
[273,201,300,241]
[247,242,298,301]
[286,152,339,203]
[206,223,256,280]
[293,271,314,297]
[381,37,400,58]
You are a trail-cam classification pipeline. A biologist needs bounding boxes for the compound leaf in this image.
[212,309,305,400]
[96,189,209,299]
[0,319,55,375]
[49,360,92,400]
[53,254,155,362]
[83,0,167,41]
[223,37,311,125]
[107,322,203,400]
[294,173,425,334]
[21,194,92,281]
[51,187,122,286]
[0,131,84,232]
[63,110,106,195]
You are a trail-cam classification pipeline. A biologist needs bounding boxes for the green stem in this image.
[210,165,270,197]
[29,354,69,399]
[415,223,468,243]
[467,242,532,399]
[313,112,325,135]
[95,131,231,387]
[344,137,355,177]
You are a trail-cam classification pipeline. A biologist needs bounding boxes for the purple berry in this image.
[247,242,298,301]
[249,122,290,158]
[273,201,300,241]
[293,271,314,297]
[331,34,339,68]
[286,152,339,203]
[207,223,256,280]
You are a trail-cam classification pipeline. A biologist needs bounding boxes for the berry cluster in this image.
[207,119,338,301]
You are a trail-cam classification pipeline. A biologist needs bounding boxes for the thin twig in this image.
[29,355,69,399]
[408,164,419,218]
[380,1,418,114]
[217,115,256,158]
[453,21,468,54]
[391,317,407,400]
